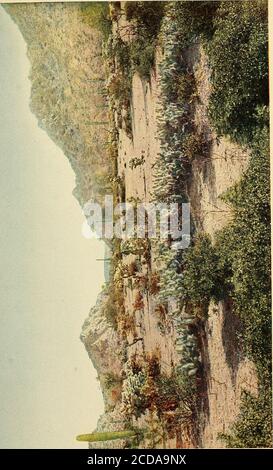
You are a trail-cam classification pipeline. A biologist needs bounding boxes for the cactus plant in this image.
[76,430,136,442]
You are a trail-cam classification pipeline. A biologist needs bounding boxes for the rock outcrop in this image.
[80,290,123,411]
[5,2,111,207]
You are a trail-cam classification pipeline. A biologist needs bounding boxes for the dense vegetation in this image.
[174,0,271,447]
[165,1,268,143]
[80,2,112,39]
[216,129,270,369]
[215,127,271,447]
[207,1,268,143]
[124,1,165,78]
[219,389,272,448]
[208,2,272,447]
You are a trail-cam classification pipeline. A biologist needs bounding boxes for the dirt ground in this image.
[115,29,257,448]
[190,45,258,447]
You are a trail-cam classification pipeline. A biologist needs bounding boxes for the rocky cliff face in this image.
[5,2,111,207]
[80,290,124,412]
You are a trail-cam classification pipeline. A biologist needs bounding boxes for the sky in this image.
[0,7,104,448]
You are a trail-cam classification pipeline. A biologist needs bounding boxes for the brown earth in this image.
[114,36,257,447]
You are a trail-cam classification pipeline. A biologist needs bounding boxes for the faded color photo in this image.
[0,1,271,449]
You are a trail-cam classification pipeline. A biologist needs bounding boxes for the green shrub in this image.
[176,72,196,104]
[80,2,111,39]
[129,39,155,79]
[219,389,272,448]
[181,133,205,161]
[129,155,145,169]
[172,1,268,143]
[108,72,131,105]
[103,294,118,330]
[206,1,268,143]
[181,234,226,307]
[114,37,131,72]
[124,1,165,79]
[124,1,165,37]
[104,372,123,389]
[175,1,220,41]
[121,359,149,418]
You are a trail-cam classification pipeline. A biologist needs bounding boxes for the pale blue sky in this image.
[0,7,104,448]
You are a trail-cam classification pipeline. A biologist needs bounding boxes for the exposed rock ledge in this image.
[80,290,128,449]
[80,290,123,411]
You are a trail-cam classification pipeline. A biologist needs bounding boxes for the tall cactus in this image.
[76,430,137,442]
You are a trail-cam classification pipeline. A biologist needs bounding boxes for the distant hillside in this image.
[5,2,111,206]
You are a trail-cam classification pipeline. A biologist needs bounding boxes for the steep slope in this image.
[5,2,111,207]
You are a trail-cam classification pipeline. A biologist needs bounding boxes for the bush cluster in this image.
[216,127,271,369]
[181,234,226,307]
[123,1,165,79]
[219,389,272,448]
[80,2,112,39]
[206,0,268,143]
